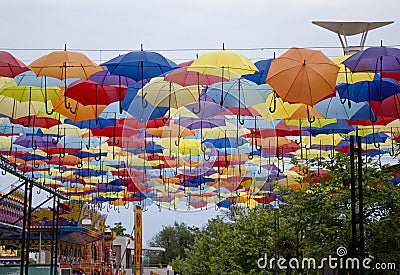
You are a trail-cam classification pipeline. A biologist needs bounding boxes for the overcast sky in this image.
[2,0,400,243]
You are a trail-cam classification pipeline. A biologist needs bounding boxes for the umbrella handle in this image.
[1,169,6,176]
[269,91,277,113]
[307,116,315,124]
[141,93,148,108]
[248,150,254,160]
[191,101,201,114]
[69,103,77,114]
[32,141,38,150]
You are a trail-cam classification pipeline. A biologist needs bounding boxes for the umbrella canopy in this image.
[0,51,30,77]
[0,96,44,119]
[342,46,400,73]
[88,67,136,86]
[65,79,128,106]
[14,70,79,87]
[374,94,400,119]
[242,59,273,85]
[314,93,376,120]
[266,47,339,106]
[52,91,107,122]
[137,77,199,108]
[164,66,228,86]
[337,75,400,102]
[207,78,270,107]
[101,50,178,80]
[0,85,61,102]
[188,50,258,77]
[332,55,374,84]
[29,50,102,80]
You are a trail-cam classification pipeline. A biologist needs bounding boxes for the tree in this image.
[109,221,133,239]
[172,153,400,274]
[147,221,199,265]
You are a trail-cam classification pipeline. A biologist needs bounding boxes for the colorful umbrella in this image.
[52,91,107,122]
[0,51,30,77]
[332,55,374,84]
[337,75,400,102]
[342,46,400,73]
[101,50,178,80]
[164,66,228,86]
[188,50,258,76]
[65,79,128,106]
[29,50,102,80]
[266,47,339,106]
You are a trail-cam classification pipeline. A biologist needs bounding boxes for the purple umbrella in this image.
[13,130,57,150]
[88,67,136,86]
[342,46,400,73]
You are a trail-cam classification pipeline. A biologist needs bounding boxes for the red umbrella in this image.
[165,66,228,86]
[0,51,30,77]
[10,116,61,129]
[65,79,128,106]
[374,94,400,119]
[91,125,140,137]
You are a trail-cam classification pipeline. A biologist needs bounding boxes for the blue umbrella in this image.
[242,59,273,84]
[309,119,355,135]
[207,78,270,108]
[101,50,178,81]
[64,118,115,129]
[123,95,169,122]
[14,70,78,87]
[337,76,400,102]
[314,93,376,120]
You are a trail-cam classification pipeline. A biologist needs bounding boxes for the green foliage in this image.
[110,221,133,239]
[167,153,400,274]
[147,221,199,266]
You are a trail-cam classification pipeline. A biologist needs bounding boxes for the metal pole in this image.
[24,181,34,275]
[357,136,365,274]
[39,231,42,264]
[54,196,60,275]
[50,195,56,275]
[350,136,357,259]
[20,180,28,275]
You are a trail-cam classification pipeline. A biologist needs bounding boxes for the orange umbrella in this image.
[266,47,339,106]
[52,91,107,122]
[29,50,102,80]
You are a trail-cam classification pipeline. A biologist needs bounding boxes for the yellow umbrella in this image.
[286,118,337,128]
[0,86,60,102]
[293,149,331,159]
[43,124,87,136]
[253,92,302,121]
[137,77,200,108]
[332,56,374,84]
[188,50,258,77]
[301,134,344,146]
[202,122,250,138]
[0,95,44,118]
[0,136,12,149]
[0,77,17,89]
